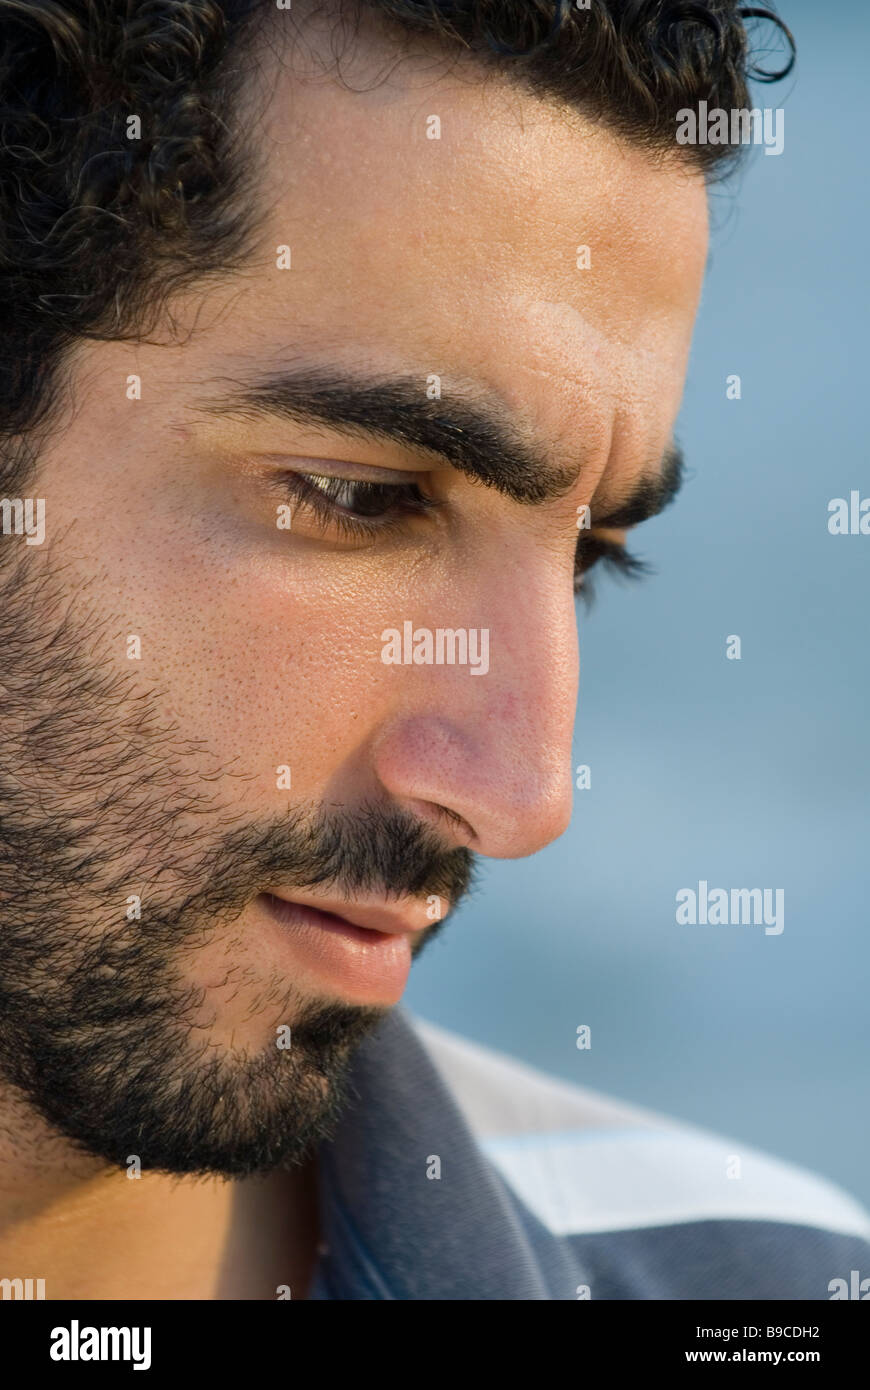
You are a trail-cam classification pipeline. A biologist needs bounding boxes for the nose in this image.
[370,573,578,860]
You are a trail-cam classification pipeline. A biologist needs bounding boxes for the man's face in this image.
[0,17,707,1177]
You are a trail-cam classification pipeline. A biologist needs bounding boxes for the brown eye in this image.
[278,469,442,542]
[305,475,412,518]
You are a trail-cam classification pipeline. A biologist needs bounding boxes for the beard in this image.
[0,542,474,1179]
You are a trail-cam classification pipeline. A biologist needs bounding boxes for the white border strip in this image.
[481,1127,870,1240]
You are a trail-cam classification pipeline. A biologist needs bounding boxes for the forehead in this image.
[185,13,708,489]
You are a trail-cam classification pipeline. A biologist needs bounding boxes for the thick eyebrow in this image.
[197,365,684,523]
[590,439,684,532]
[199,367,576,505]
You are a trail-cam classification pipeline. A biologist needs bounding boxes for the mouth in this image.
[255,890,435,1005]
[262,893,398,943]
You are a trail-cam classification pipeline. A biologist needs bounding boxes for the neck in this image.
[0,1088,321,1300]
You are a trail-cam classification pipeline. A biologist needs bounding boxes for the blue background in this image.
[405,0,870,1204]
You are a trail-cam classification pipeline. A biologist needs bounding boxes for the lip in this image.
[256,890,439,1004]
[263,888,439,937]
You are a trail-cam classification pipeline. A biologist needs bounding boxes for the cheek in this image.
[102,535,408,803]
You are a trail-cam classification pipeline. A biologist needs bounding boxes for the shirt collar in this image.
[307,1005,567,1299]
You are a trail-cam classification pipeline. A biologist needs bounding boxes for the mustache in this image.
[185,798,478,925]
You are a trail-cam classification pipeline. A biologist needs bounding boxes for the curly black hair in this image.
[0,0,795,483]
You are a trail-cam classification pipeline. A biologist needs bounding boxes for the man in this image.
[0,0,865,1301]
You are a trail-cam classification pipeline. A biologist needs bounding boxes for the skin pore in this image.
[0,4,708,1298]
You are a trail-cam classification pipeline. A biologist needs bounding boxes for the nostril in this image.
[405,798,476,847]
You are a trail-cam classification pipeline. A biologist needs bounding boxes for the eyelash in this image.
[281,470,646,598]
[573,533,649,604]
[281,471,440,540]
